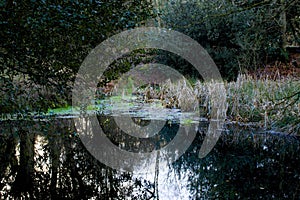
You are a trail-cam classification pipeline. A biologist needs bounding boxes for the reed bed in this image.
[141,74,299,134]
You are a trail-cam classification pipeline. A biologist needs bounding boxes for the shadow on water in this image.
[0,117,300,199]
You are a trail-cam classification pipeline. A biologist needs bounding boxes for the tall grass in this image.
[104,73,300,134]
[193,74,300,134]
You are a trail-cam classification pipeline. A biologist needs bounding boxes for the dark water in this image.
[0,117,300,199]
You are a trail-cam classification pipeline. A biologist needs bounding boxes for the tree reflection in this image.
[1,119,300,199]
[0,119,156,199]
[175,124,300,199]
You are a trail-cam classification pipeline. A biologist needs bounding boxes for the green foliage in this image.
[159,0,300,80]
[1,0,154,114]
[101,49,157,84]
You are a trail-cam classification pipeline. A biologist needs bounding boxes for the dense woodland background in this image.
[1,0,299,114]
[1,0,300,199]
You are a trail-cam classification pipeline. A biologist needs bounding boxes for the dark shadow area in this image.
[1,119,299,199]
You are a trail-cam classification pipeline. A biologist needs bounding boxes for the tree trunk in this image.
[12,126,35,197]
[0,127,18,190]
[280,0,287,50]
[49,124,61,199]
[64,133,85,198]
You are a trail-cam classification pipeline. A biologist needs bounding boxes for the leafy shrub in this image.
[158,0,300,80]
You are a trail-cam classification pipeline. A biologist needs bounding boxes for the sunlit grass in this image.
[47,106,73,114]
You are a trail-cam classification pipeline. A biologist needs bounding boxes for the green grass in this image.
[47,106,73,114]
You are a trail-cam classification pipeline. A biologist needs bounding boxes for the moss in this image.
[47,106,72,114]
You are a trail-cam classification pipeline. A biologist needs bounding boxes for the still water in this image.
[0,115,300,199]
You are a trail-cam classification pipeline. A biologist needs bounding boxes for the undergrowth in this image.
[193,74,300,135]
[136,74,299,134]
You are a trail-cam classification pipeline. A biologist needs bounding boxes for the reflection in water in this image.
[0,118,300,199]
[132,152,192,200]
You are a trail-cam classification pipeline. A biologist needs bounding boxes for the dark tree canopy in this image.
[0,0,154,113]
[160,0,300,80]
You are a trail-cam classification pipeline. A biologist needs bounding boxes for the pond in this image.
[1,107,300,199]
